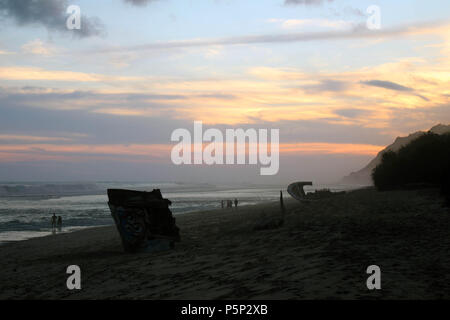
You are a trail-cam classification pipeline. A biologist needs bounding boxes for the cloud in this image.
[0,86,237,122]
[0,0,105,38]
[0,0,163,38]
[334,108,371,119]
[284,0,335,6]
[267,18,355,30]
[361,80,413,92]
[0,49,13,55]
[329,6,366,18]
[123,0,160,6]
[301,80,349,93]
[93,21,446,53]
[0,96,187,145]
[361,80,429,101]
[0,134,76,142]
[21,39,55,56]
[0,66,143,82]
[281,142,383,156]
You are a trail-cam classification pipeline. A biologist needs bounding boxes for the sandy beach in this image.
[1,187,449,300]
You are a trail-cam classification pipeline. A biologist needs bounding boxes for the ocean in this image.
[0,182,358,244]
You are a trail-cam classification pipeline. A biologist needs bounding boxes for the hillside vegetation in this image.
[372,132,450,204]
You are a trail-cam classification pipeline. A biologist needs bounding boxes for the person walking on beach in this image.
[280,190,285,214]
[51,213,57,230]
[221,200,224,209]
[57,216,62,231]
[234,198,238,209]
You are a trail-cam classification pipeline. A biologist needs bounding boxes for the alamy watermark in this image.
[66,5,81,30]
[171,121,279,176]
[366,265,381,290]
[366,5,381,30]
[66,265,81,290]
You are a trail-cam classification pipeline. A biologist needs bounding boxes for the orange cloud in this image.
[0,140,383,164]
[0,134,74,142]
[0,144,171,156]
[0,66,143,82]
[280,142,384,156]
[1,22,448,131]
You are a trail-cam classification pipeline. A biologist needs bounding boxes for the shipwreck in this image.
[107,189,180,253]
[287,181,345,201]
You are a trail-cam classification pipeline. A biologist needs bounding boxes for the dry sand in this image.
[1,188,450,299]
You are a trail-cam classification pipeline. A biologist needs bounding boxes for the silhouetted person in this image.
[57,216,62,231]
[280,190,285,214]
[51,213,57,230]
[234,198,238,208]
[221,200,224,209]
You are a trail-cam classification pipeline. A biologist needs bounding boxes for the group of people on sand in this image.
[221,198,238,209]
[51,213,63,232]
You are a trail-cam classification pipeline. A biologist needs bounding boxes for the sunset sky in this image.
[0,0,449,183]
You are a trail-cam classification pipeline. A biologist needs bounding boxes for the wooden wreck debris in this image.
[287,181,346,202]
[287,181,313,201]
[107,189,180,253]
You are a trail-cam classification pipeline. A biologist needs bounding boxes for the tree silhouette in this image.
[372,133,450,205]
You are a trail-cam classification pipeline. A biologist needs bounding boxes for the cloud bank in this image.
[93,21,444,53]
[361,80,413,92]
[123,0,160,6]
[0,0,105,37]
[0,0,160,38]
[361,80,429,101]
[284,0,335,6]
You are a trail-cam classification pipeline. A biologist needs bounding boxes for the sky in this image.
[0,0,449,184]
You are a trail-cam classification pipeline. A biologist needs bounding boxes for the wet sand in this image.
[1,188,449,299]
